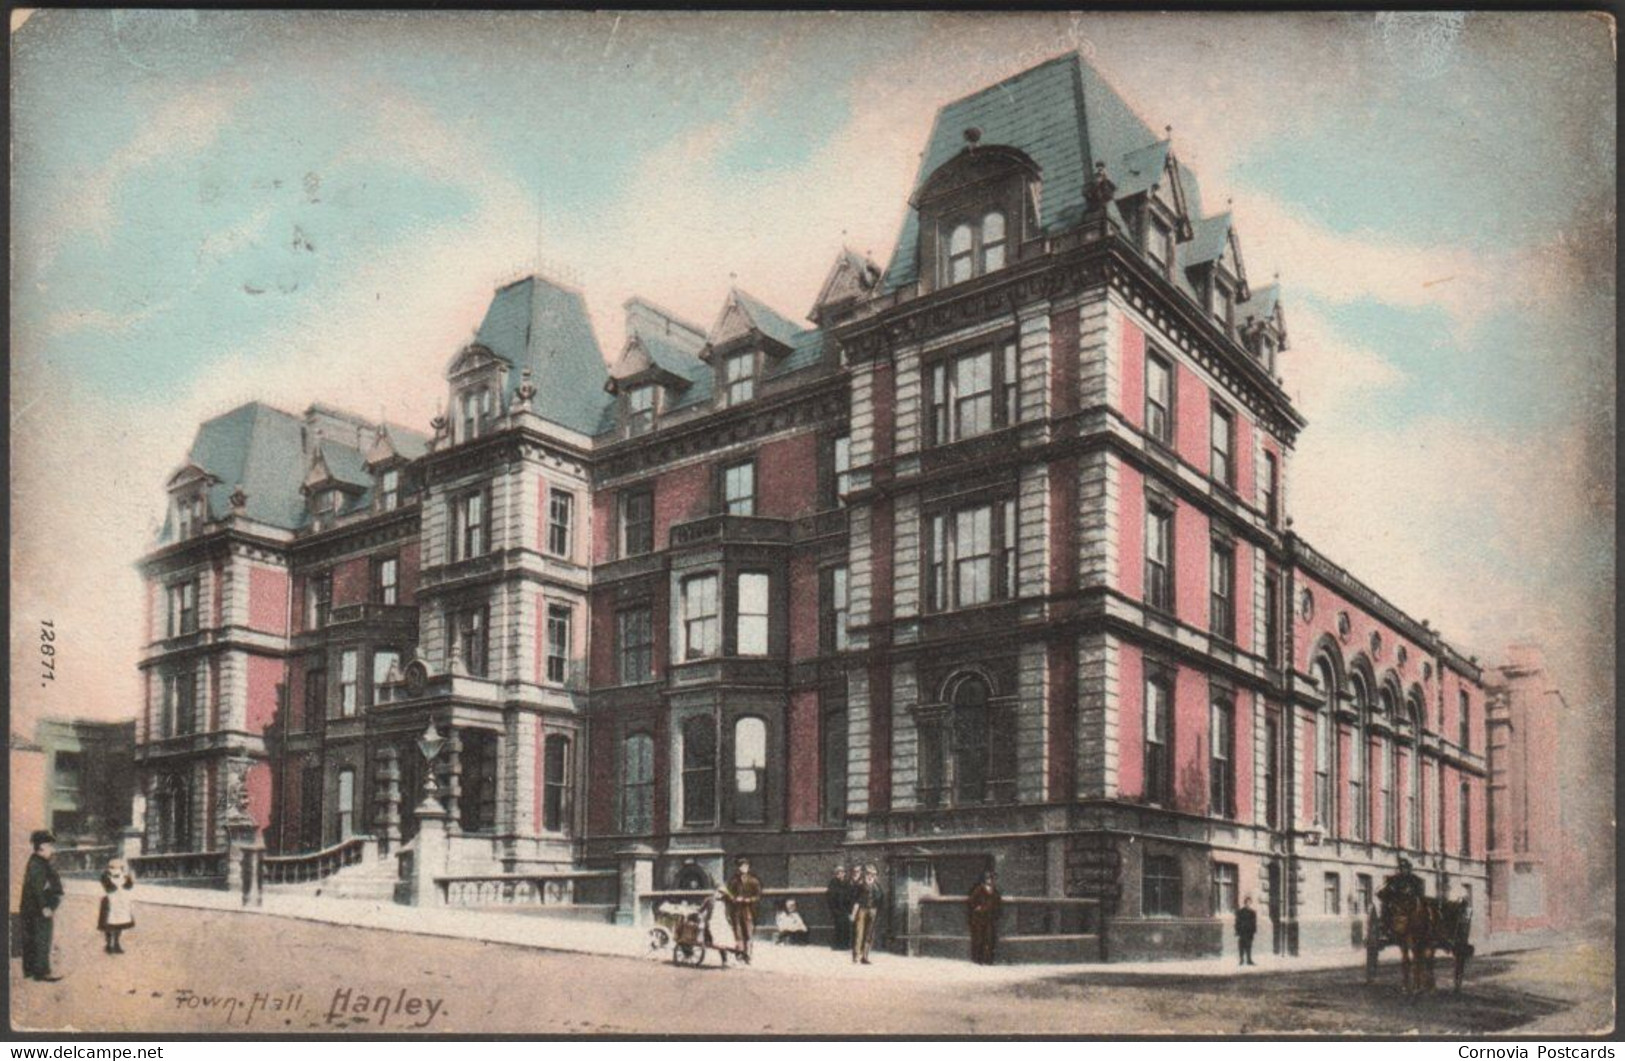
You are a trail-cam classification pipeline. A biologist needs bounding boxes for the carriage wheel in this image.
[673,942,705,967]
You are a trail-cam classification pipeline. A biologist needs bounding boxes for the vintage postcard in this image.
[7,9,1616,1039]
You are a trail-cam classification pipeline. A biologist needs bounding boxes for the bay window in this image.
[681,575,719,660]
[733,716,767,823]
[736,572,769,656]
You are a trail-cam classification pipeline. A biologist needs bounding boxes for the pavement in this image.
[58,878,1566,985]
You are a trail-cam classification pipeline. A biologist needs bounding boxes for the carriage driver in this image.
[1378,856,1425,905]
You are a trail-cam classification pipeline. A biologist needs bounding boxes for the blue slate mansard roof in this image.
[884,52,1182,292]
[473,274,614,436]
[168,402,309,537]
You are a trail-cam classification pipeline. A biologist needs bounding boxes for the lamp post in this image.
[416,720,446,814]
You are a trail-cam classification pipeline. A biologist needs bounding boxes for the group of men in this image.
[823,863,885,963]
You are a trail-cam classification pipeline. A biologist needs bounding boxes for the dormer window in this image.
[943,210,1007,287]
[1147,219,1174,275]
[313,488,341,529]
[175,493,206,540]
[627,385,656,437]
[1210,278,1233,333]
[724,351,755,406]
[378,468,400,512]
[460,388,495,442]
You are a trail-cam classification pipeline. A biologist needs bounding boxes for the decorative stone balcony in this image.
[668,514,791,549]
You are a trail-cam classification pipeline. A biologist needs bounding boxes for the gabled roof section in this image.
[364,423,428,467]
[472,274,613,436]
[810,248,882,324]
[1185,212,1233,267]
[706,288,803,360]
[1113,139,1170,201]
[607,297,708,395]
[884,52,1161,291]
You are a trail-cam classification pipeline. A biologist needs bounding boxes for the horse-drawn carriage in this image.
[1364,876,1475,993]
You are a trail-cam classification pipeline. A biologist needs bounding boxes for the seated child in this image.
[775,899,810,945]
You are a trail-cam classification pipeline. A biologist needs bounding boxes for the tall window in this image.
[379,468,400,512]
[1209,697,1234,818]
[305,573,330,631]
[1211,403,1235,488]
[543,734,572,833]
[1356,874,1375,918]
[303,670,326,732]
[176,494,206,539]
[722,461,755,516]
[831,434,852,505]
[1323,872,1342,915]
[460,388,495,441]
[627,385,656,436]
[1349,677,1369,841]
[733,717,768,823]
[927,341,1019,445]
[1146,218,1174,274]
[453,489,487,560]
[681,716,716,826]
[1145,505,1173,612]
[1210,278,1233,331]
[681,575,719,660]
[337,768,355,841]
[1458,691,1471,750]
[926,500,1017,611]
[823,710,847,825]
[949,675,1016,805]
[547,489,574,558]
[1145,353,1173,444]
[736,572,769,656]
[449,606,489,677]
[374,556,399,605]
[370,649,400,706]
[1459,781,1471,856]
[1263,452,1279,525]
[1143,855,1182,917]
[339,649,358,717]
[724,351,755,406]
[942,210,1007,286]
[1264,571,1281,668]
[1436,765,1447,856]
[1209,540,1235,641]
[1264,715,1281,828]
[621,733,654,834]
[1314,659,1335,826]
[1211,862,1239,915]
[545,603,572,684]
[168,579,200,637]
[616,607,654,684]
[1144,670,1174,805]
[620,487,654,557]
[164,669,198,736]
[1380,725,1396,845]
[821,566,849,653]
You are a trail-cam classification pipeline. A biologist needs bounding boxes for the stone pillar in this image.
[616,844,657,926]
[443,730,463,834]
[224,817,259,896]
[375,746,401,855]
[410,799,451,907]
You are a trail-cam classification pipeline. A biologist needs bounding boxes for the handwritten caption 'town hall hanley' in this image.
[172,988,446,1028]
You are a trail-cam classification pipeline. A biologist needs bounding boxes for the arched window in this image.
[733,717,767,824]
[949,674,1017,805]
[1349,675,1369,841]
[544,734,573,834]
[680,716,716,826]
[1404,695,1423,848]
[1378,688,1398,845]
[337,767,356,840]
[947,223,975,284]
[621,733,655,835]
[1312,658,1336,827]
[981,210,1007,272]
[157,774,192,853]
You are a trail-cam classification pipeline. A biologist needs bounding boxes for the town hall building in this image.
[133,52,1489,960]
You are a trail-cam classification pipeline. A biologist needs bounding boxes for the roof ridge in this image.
[936,51,1080,114]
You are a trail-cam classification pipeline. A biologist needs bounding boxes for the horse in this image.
[1369,893,1474,993]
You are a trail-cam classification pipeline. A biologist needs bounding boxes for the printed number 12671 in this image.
[40,619,56,685]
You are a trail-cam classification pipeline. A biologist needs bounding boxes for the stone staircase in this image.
[260,835,401,903]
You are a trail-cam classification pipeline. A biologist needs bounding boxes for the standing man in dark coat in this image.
[19,830,64,981]
[725,857,763,960]
[967,870,1003,965]
[825,865,853,951]
[1234,895,1258,966]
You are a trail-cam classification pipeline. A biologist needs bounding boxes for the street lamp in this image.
[416,720,446,813]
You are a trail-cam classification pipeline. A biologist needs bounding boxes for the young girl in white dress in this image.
[98,858,136,954]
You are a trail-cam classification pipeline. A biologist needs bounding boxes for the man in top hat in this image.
[20,830,64,981]
[725,857,763,959]
[825,864,853,951]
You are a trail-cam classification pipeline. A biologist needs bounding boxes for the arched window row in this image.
[917,671,1018,809]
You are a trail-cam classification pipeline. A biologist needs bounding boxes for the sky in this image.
[9,11,1616,855]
